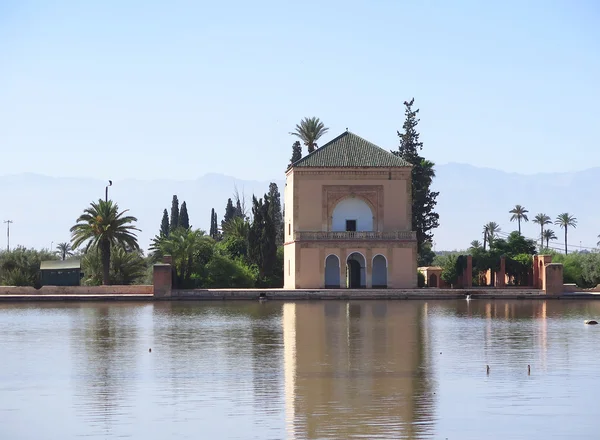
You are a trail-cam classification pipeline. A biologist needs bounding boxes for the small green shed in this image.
[40,260,83,286]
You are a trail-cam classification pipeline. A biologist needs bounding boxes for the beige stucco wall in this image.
[291,169,411,232]
[284,242,297,289]
[285,166,416,289]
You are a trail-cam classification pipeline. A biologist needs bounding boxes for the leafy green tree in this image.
[0,247,57,287]
[393,99,440,262]
[290,117,329,154]
[289,140,302,166]
[81,245,147,286]
[543,229,557,249]
[555,213,577,254]
[56,242,73,260]
[170,195,180,232]
[219,217,250,260]
[267,182,283,246]
[70,199,140,285]
[533,213,551,250]
[418,241,436,266]
[150,228,213,288]
[509,205,529,234]
[204,254,257,288]
[179,201,190,230]
[160,209,170,237]
[438,254,459,286]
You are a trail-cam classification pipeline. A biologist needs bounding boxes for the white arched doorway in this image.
[332,198,374,232]
[346,252,366,288]
[372,254,387,288]
[324,255,340,288]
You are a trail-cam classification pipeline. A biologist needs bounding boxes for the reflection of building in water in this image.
[283,301,434,439]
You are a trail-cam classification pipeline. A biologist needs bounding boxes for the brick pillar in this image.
[544,263,564,295]
[532,255,539,288]
[153,262,173,298]
[497,256,506,287]
[464,255,473,288]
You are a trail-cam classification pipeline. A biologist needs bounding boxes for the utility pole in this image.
[4,220,13,251]
[105,180,113,202]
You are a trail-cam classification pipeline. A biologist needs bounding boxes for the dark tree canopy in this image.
[160,209,169,237]
[179,201,190,230]
[248,195,277,279]
[393,98,440,262]
[289,140,302,166]
[209,208,217,239]
[170,195,180,232]
[267,182,283,246]
[222,198,236,227]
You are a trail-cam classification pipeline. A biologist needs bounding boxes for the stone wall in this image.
[0,285,153,295]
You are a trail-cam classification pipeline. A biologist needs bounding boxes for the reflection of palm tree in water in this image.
[71,305,139,434]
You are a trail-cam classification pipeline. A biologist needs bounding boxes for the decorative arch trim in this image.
[372,254,388,268]
[324,253,340,267]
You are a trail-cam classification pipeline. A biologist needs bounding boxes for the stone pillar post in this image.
[497,256,506,287]
[366,248,373,288]
[533,255,541,289]
[340,248,347,288]
[153,261,173,298]
[544,263,564,295]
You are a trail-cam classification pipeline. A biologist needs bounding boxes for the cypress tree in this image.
[210,208,216,238]
[179,201,190,229]
[222,198,235,227]
[160,209,169,237]
[289,141,302,166]
[235,199,243,219]
[392,98,440,265]
[170,195,180,232]
[267,182,283,245]
[248,195,277,279]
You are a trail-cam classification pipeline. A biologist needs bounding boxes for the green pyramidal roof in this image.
[292,131,410,168]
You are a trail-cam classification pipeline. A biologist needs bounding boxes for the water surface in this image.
[0,300,598,439]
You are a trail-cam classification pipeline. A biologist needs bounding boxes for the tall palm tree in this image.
[70,199,140,285]
[543,229,557,250]
[509,205,529,234]
[483,221,501,248]
[532,213,551,250]
[554,213,577,254]
[290,117,329,154]
[55,242,74,261]
[597,234,600,248]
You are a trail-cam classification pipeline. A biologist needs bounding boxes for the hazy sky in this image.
[1,1,598,181]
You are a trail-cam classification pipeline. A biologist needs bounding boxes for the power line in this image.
[492,230,598,251]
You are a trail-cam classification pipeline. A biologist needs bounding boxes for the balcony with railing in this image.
[294,231,416,241]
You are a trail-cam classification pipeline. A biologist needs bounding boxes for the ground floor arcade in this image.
[284,242,417,289]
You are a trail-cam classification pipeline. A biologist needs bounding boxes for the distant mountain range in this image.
[0,164,597,253]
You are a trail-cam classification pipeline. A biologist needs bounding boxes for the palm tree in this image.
[70,199,140,285]
[532,213,551,250]
[554,213,577,254]
[470,240,482,250]
[55,242,74,261]
[483,222,501,248]
[290,117,329,154]
[597,234,600,248]
[543,229,557,250]
[150,228,213,288]
[509,205,529,234]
